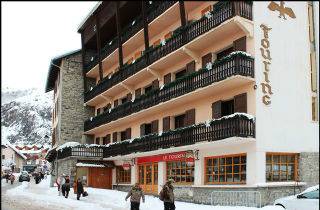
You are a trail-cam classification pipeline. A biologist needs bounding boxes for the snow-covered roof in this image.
[5,143,27,160]
[76,163,105,168]
[77,1,102,32]
[20,150,42,154]
[56,142,81,151]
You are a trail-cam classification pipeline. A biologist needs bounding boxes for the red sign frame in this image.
[137,151,194,164]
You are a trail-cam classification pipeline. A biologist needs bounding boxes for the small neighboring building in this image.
[15,144,50,166]
[1,143,27,173]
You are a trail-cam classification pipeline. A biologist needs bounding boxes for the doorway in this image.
[138,163,158,194]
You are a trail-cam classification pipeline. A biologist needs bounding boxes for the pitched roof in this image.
[45,49,81,93]
[5,143,27,160]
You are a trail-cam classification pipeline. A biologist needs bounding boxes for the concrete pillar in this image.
[194,152,204,186]
[247,150,266,185]
[131,164,137,185]
[158,162,165,193]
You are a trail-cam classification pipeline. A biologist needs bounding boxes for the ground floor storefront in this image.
[108,139,319,206]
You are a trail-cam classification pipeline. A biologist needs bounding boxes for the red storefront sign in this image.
[137,151,194,164]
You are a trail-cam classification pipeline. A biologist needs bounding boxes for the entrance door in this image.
[138,163,158,194]
[88,167,112,189]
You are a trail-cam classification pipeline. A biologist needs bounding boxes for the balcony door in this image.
[138,162,158,194]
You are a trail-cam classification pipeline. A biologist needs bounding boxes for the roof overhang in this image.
[77,1,103,33]
[45,49,81,93]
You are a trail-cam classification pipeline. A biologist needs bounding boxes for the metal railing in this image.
[210,190,261,208]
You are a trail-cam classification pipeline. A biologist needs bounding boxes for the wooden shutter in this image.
[164,73,172,85]
[185,109,195,126]
[135,88,141,99]
[127,93,132,102]
[212,101,222,119]
[103,134,111,144]
[112,132,118,142]
[151,120,159,134]
[114,99,118,107]
[233,36,246,52]
[126,128,131,139]
[234,93,247,113]
[186,60,196,74]
[152,79,159,90]
[202,53,212,68]
[95,137,100,145]
[97,108,101,115]
[163,116,171,132]
[140,124,146,136]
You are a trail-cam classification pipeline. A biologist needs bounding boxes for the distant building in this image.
[15,144,50,166]
[1,143,27,172]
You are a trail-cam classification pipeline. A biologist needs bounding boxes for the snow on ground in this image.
[4,175,282,210]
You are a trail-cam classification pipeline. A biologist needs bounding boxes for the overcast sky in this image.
[1,1,98,91]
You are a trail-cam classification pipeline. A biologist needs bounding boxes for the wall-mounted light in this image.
[193,149,199,161]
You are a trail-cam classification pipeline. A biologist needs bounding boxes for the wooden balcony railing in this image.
[84,53,254,131]
[57,146,104,160]
[84,1,253,102]
[103,114,255,158]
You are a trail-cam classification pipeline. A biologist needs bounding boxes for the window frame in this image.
[204,153,247,185]
[266,152,299,182]
[116,166,131,184]
[166,160,195,185]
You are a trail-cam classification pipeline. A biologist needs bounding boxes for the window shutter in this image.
[163,116,171,132]
[95,137,100,145]
[126,128,131,139]
[233,36,246,52]
[112,132,118,142]
[185,109,195,126]
[127,93,132,102]
[212,101,222,119]
[164,73,171,85]
[202,53,212,68]
[151,120,159,134]
[234,93,247,113]
[135,88,141,99]
[186,60,196,74]
[104,134,111,145]
[97,108,101,115]
[152,79,159,90]
[104,103,111,112]
[140,124,146,136]
[114,99,118,107]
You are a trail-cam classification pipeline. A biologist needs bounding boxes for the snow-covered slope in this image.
[1,88,53,145]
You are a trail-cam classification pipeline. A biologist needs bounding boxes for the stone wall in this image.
[298,152,319,187]
[59,53,94,145]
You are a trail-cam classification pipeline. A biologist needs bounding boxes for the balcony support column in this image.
[81,33,88,93]
[116,2,124,68]
[179,1,187,27]
[141,1,149,62]
[147,67,162,81]
[182,47,201,64]
[120,82,134,94]
[96,14,103,81]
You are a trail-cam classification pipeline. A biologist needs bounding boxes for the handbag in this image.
[83,191,88,197]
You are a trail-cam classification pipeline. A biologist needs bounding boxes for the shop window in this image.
[166,161,194,184]
[174,114,186,129]
[205,154,246,184]
[266,153,298,182]
[116,166,131,184]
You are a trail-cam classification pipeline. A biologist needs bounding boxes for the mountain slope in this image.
[1,88,53,145]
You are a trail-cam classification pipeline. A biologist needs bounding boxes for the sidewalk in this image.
[4,176,281,210]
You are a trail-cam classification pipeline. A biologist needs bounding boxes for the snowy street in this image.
[1,175,281,210]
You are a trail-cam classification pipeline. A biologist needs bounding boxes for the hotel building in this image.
[46,1,319,205]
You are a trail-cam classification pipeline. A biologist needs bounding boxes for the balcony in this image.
[84,1,253,103]
[57,146,104,160]
[103,114,255,158]
[84,53,254,132]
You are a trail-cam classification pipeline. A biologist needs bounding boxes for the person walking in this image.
[125,182,145,210]
[76,178,84,200]
[160,179,175,210]
[9,173,15,185]
[64,175,71,198]
[56,174,66,196]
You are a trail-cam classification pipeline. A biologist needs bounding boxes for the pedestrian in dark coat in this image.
[76,178,84,200]
[125,183,145,210]
[64,176,71,198]
[160,179,175,210]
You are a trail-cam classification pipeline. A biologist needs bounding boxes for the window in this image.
[312,97,318,121]
[121,97,128,104]
[205,154,246,184]
[266,153,298,182]
[175,69,187,80]
[120,131,127,141]
[166,161,194,184]
[116,166,131,184]
[144,85,153,95]
[221,99,234,117]
[144,123,152,135]
[174,114,185,129]
[217,47,234,60]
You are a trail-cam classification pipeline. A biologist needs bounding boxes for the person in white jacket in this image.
[56,174,66,196]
